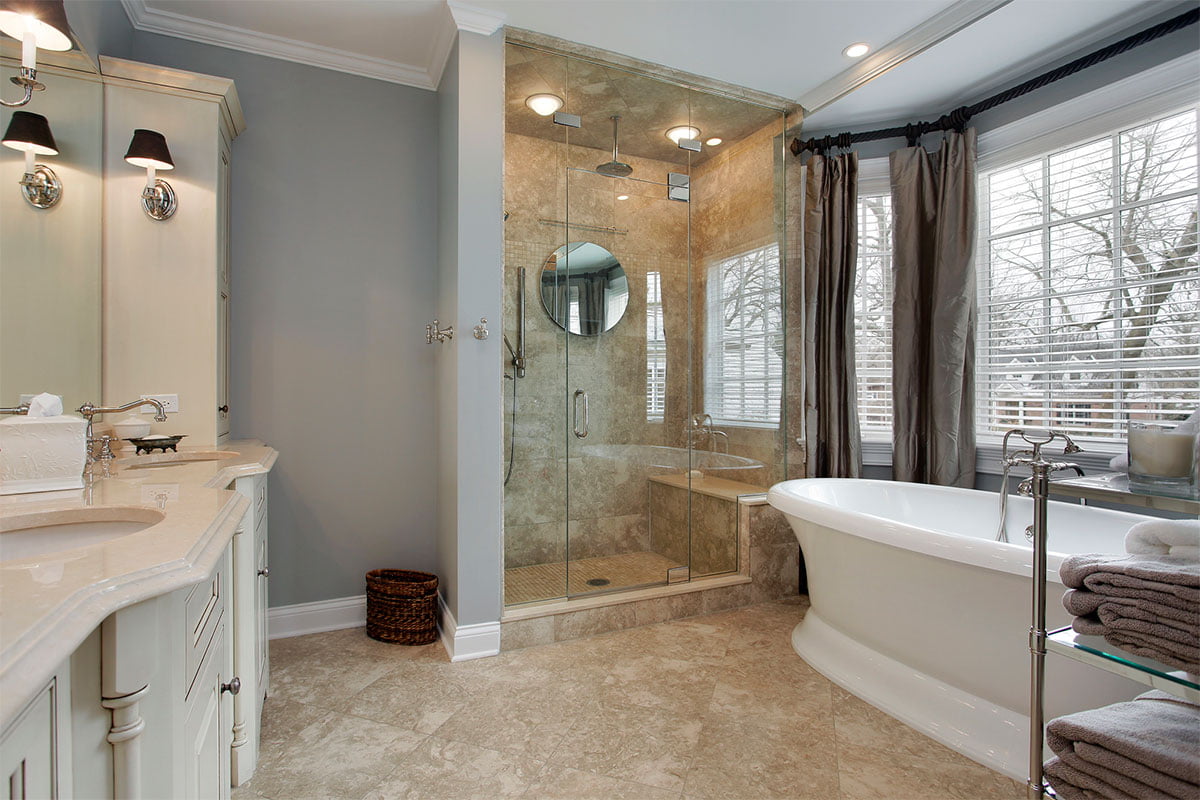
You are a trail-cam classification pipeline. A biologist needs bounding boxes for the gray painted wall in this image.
[64,0,133,63]
[435,31,505,627]
[129,32,442,607]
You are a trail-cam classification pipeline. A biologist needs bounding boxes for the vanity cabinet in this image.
[0,675,70,800]
[100,56,245,447]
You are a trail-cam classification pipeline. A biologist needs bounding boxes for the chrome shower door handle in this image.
[573,389,589,439]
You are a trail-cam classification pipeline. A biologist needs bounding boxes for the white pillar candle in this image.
[1128,427,1198,479]
[22,28,36,70]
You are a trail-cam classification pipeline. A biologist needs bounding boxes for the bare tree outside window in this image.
[979,108,1199,440]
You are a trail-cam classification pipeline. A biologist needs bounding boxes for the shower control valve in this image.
[426,319,454,344]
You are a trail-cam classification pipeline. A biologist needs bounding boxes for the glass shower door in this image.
[561,166,693,597]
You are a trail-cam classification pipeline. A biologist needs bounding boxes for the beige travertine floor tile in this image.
[523,764,684,799]
[341,664,476,734]
[598,653,722,717]
[268,644,397,711]
[248,711,427,800]
[548,701,702,791]
[257,697,329,747]
[432,683,597,757]
[683,713,841,800]
[362,737,543,800]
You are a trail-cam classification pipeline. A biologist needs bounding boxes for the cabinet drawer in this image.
[0,682,55,800]
[184,563,225,700]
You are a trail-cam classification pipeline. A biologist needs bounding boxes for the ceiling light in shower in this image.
[842,42,870,58]
[616,194,629,201]
[525,93,563,116]
[666,126,700,145]
[705,137,723,146]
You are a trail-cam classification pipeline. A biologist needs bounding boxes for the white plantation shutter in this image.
[977,108,1200,441]
[855,195,894,434]
[705,244,783,425]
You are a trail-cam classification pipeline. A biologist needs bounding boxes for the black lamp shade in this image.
[2,110,58,155]
[124,129,175,170]
[0,0,73,51]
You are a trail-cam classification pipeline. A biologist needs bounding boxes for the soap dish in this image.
[127,434,187,454]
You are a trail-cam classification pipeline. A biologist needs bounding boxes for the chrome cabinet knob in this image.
[218,405,229,414]
[221,677,241,695]
[257,567,269,577]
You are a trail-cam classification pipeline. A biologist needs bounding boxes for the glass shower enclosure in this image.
[503,43,789,606]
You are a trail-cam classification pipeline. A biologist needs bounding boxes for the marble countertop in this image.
[0,440,277,726]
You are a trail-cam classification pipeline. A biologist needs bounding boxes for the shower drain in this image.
[586,578,611,587]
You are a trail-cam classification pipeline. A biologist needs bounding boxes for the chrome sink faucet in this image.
[77,398,167,464]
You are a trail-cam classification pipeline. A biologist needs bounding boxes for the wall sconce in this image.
[0,0,73,108]
[2,109,61,208]
[124,128,176,220]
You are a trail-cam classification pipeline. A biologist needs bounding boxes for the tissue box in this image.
[0,415,87,495]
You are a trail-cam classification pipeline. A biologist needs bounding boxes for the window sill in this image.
[859,437,1124,476]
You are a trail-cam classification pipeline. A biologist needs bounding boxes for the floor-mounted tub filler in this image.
[767,478,1155,781]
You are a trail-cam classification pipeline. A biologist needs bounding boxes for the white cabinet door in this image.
[0,685,56,800]
[183,617,230,800]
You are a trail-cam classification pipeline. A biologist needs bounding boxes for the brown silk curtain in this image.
[889,129,977,487]
[802,153,862,478]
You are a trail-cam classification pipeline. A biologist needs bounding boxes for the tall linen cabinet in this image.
[102,56,242,445]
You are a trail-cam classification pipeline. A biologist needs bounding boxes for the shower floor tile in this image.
[504,551,684,605]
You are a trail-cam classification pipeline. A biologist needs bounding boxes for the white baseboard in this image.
[438,594,500,662]
[267,595,366,639]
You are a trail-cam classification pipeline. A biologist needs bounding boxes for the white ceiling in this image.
[129,0,1188,128]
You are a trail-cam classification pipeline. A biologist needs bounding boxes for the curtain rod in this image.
[790,7,1199,157]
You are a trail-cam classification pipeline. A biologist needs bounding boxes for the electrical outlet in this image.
[140,394,179,413]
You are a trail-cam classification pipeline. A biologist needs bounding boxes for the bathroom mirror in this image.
[540,242,629,336]
[0,41,103,412]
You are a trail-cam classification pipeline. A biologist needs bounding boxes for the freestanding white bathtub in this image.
[767,478,1154,780]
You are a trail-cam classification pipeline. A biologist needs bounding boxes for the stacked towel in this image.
[1044,690,1200,800]
[1060,554,1199,672]
[1126,519,1200,560]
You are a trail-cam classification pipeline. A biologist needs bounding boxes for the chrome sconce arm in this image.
[1,66,42,108]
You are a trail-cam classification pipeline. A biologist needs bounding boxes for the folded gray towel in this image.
[1071,613,1107,636]
[1044,755,1138,800]
[1098,604,1200,648]
[1064,589,1199,629]
[1103,630,1200,673]
[1046,691,1200,796]
[1060,554,1200,613]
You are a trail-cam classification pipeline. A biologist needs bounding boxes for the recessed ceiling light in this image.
[705,137,723,146]
[525,93,563,116]
[616,194,629,201]
[843,42,870,58]
[665,126,701,145]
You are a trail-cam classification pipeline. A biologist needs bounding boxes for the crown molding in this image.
[447,1,507,36]
[120,0,450,90]
[797,0,1012,115]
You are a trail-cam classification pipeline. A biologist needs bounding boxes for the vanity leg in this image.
[102,686,147,800]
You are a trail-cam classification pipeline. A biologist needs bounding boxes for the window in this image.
[978,108,1200,442]
[646,271,666,421]
[855,194,894,436]
[704,244,783,425]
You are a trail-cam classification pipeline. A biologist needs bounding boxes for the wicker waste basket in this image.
[365,569,439,645]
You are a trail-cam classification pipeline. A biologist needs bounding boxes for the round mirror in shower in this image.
[539,242,629,336]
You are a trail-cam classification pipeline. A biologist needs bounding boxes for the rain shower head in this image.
[596,115,633,177]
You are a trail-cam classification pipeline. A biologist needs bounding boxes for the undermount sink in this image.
[118,451,241,470]
[0,507,166,562]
